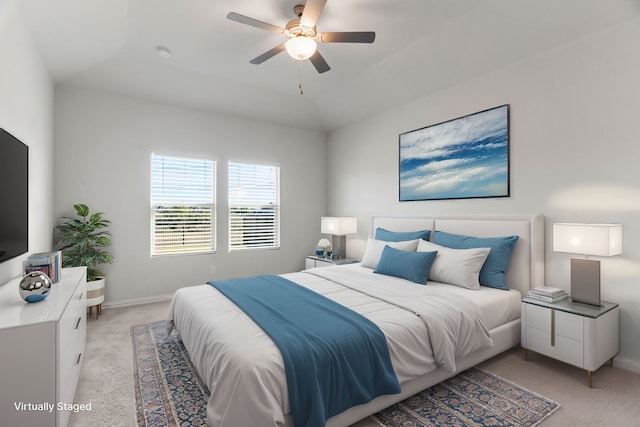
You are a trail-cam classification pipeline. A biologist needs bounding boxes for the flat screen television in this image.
[0,128,28,263]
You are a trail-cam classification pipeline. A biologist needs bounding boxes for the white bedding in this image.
[333,264,522,329]
[167,264,514,427]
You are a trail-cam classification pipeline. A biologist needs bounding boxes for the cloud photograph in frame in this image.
[399,105,510,201]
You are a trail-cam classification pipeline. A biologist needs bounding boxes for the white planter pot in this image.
[86,277,105,307]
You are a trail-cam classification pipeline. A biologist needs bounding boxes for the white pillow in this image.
[361,238,420,269]
[417,240,490,290]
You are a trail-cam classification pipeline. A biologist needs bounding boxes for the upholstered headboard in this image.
[370,214,544,296]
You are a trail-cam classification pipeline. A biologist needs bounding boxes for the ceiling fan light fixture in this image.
[227,1,375,73]
[285,36,317,60]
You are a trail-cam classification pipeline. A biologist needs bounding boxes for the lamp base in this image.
[571,258,601,306]
[331,235,347,259]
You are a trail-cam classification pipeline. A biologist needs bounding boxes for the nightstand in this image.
[521,297,619,387]
[305,255,359,269]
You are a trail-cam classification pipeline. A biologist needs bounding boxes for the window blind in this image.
[151,154,216,256]
[228,162,280,251]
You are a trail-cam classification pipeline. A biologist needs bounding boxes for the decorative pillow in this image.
[375,227,431,242]
[361,238,420,269]
[417,240,490,290]
[433,231,519,290]
[374,245,437,284]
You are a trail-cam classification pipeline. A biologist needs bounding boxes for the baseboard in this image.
[103,293,174,309]
[613,356,640,374]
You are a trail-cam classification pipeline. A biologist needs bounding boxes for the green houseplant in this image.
[57,204,113,282]
[57,204,113,317]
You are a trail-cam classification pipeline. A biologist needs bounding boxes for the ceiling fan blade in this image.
[300,0,327,28]
[319,31,376,43]
[249,43,286,65]
[227,12,285,34]
[309,50,330,73]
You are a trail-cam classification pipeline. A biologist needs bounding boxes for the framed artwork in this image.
[399,104,510,201]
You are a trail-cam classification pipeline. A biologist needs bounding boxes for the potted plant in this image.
[56,204,113,318]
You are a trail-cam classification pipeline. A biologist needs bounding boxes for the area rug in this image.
[132,320,560,427]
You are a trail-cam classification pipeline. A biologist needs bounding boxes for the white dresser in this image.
[0,267,87,427]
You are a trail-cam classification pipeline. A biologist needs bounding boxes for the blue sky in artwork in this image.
[399,105,509,200]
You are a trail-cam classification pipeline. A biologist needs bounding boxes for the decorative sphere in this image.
[19,271,52,303]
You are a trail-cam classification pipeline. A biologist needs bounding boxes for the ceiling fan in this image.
[227,0,375,74]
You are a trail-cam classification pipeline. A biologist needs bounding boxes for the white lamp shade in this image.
[285,36,317,60]
[553,223,622,256]
[321,217,357,236]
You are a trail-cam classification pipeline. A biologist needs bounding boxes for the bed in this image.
[167,213,544,427]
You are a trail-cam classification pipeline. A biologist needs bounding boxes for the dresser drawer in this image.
[556,310,583,341]
[58,278,87,427]
[525,303,583,341]
[525,325,584,367]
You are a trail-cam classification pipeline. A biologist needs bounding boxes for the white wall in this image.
[328,19,640,370]
[0,0,54,285]
[54,87,327,304]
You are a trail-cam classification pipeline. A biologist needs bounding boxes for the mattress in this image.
[168,264,519,427]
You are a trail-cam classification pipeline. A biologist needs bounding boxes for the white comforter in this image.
[167,265,493,427]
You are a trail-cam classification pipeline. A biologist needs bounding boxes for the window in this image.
[228,162,280,251]
[151,154,216,256]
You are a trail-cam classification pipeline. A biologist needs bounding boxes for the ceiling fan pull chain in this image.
[299,61,304,95]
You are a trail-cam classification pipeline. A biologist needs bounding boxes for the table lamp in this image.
[321,217,357,259]
[553,223,622,306]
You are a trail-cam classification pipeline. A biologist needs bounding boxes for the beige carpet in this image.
[71,300,640,427]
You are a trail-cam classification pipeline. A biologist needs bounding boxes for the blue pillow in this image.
[375,227,431,242]
[433,231,519,290]
[374,245,437,284]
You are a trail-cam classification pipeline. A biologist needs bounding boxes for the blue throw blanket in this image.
[208,275,400,427]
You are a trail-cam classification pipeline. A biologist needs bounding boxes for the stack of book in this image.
[527,285,568,303]
[23,251,62,283]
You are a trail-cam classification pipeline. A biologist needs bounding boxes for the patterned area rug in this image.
[132,321,559,427]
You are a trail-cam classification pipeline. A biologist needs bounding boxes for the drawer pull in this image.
[75,353,82,365]
[78,292,84,300]
[75,317,82,330]
[550,309,555,347]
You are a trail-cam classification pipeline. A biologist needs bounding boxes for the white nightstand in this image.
[521,297,619,387]
[305,255,359,269]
